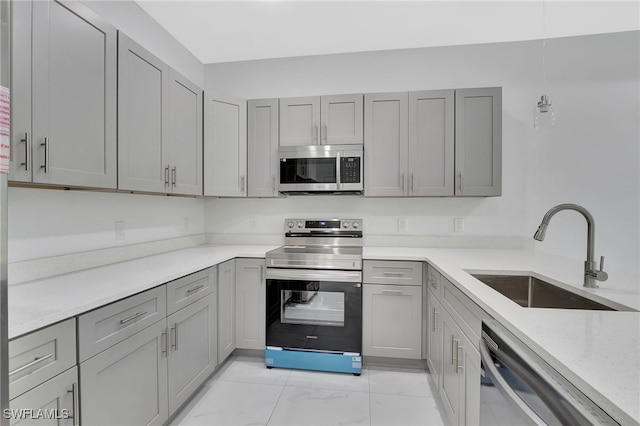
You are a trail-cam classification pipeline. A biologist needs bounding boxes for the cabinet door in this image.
[440,310,462,426]
[167,292,217,415]
[235,259,266,350]
[9,367,78,426]
[217,260,236,363]
[31,0,117,188]
[247,99,279,197]
[168,69,202,196]
[364,92,408,196]
[204,94,247,196]
[118,32,169,193]
[409,90,454,196]
[362,284,422,359]
[279,96,320,146]
[320,94,363,145]
[80,320,168,426]
[455,87,502,196]
[9,0,32,182]
[426,291,442,388]
[460,333,481,426]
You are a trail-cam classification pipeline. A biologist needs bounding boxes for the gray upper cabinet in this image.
[279,96,320,146]
[168,70,203,196]
[118,32,169,194]
[247,99,279,197]
[279,94,363,146]
[11,0,117,188]
[119,33,203,195]
[409,90,455,196]
[204,94,247,197]
[366,87,501,197]
[364,92,408,196]
[455,87,502,197]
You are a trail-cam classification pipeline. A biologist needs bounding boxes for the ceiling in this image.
[134,1,640,64]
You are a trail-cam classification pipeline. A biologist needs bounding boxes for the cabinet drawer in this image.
[167,267,216,315]
[363,260,423,285]
[426,264,441,296]
[441,278,489,347]
[78,286,167,362]
[9,319,76,400]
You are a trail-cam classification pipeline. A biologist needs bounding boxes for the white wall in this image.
[85,0,205,87]
[204,31,639,275]
[8,188,205,263]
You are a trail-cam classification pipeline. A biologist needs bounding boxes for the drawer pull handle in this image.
[382,272,405,276]
[120,311,147,324]
[67,382,78,425]
[187,284,205,294]
[9,353,54,376]
[381,290,404,295]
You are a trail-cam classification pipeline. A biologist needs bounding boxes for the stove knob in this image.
[352,221,360,229]
[287,221,295,229]
[342,222,350,229]
[297,221,304,228]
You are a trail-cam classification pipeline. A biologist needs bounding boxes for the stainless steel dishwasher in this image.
[479,319,619,425]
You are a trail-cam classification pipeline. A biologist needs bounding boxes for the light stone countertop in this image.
[8,244,640,424]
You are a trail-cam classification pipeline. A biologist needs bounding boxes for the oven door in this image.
[266,268,362,354]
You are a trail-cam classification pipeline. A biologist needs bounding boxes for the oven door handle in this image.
[479,338,546,426]
[266,268,362,283]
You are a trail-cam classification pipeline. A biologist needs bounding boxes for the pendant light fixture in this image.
[534,0,556,129]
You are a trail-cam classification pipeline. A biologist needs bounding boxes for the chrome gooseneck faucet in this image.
[533,203,608,288]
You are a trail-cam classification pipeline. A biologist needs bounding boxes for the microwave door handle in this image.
[479,339,546,426]
[336,152,341,190]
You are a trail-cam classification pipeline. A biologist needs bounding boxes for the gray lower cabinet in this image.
[427,264,488,426]
[10,0,117,188]
[217,259,236,363]
[9,367,78,426]
[362,260,423,359]
[235,259,266,350]
[247,99,279,197]
[80,319,169,426]
[167,292,217,414]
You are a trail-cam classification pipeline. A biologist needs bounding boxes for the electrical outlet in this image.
[249,216,257,231]
[398,217,407,233]
[115,221,126,240]
[454,217,465,232]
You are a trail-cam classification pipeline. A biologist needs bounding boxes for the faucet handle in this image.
[599,256,605,271]
[596,256,608,281]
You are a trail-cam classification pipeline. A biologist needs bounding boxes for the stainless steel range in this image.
[264,218,363,375]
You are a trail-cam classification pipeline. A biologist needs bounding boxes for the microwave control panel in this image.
[340,157,361,183]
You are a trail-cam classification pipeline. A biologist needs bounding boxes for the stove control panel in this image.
[284,219,362,232]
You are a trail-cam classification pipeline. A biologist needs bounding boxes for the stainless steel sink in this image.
[471,274,616,310]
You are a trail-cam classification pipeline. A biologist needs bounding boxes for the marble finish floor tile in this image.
[215,356,291,386]
[268,386,371,426]
[370,393,445,426]
[175,380,283,426]
[368,366,433,397]
[285,366,370,393]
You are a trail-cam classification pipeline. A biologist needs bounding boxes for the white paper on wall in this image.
[0,86,9,174]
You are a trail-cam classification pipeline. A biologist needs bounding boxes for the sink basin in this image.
[471,274,616,311]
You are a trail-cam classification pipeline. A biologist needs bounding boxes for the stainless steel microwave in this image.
[278,145,363,194]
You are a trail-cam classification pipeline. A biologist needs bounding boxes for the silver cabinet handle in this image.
[165,165,170,186]
[187,284,205,294]
[9,353,54,376]
[171,166,176,187]
[382,271,405,276]
[450,335,456,365]
[40,137,49,173]
[20,132,30,171]
[161,329,167,356]
[458,172,463,192]
[432,308,439,332]
[272,176,276,194]
[171,324,178,350]
[401,173,405,192]
[67,382,79,426]
[456,341,464,373]
[381,290,404,295]
[240,175,245,193]
[323,122,327,144]
[314,124,318,144]
[410,173,415,193]
[452,338,460,372]
[120,311,147,324]
[260,264,265,282]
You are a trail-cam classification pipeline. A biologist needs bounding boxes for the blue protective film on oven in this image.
[265,348,362,375]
